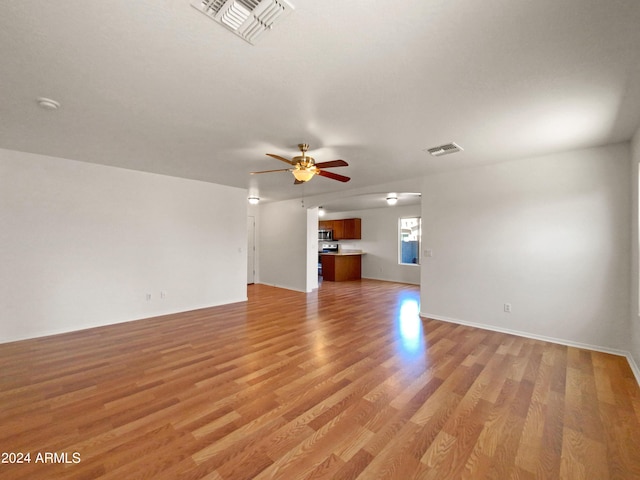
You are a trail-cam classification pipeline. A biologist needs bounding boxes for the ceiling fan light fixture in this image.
[253,143,350,183]
[292,167,315,182]
[386,193,398,206]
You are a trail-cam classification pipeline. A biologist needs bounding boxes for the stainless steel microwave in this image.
[318,229,333,240]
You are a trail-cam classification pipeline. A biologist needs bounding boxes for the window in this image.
[399,217,421,265]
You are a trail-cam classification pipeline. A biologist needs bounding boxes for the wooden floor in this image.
[1,280,639,480]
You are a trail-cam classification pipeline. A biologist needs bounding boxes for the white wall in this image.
[258,199,315,292]
[0,149,248,343]
[420,143,631,351]
[307,207,319,291]
[631,130,640,374]
[325,204,421,285]
[247,203,260,283]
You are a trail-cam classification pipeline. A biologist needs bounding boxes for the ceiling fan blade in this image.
[314,160,348,168]
[294,178,304,185]
[250,168,291,174]
[317,169,351,182]
[266,153,294,165]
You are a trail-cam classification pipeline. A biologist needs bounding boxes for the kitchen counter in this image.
[319,252,365,256]
[320,252,365,281]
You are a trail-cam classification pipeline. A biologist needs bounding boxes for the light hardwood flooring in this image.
[1,280,639,479]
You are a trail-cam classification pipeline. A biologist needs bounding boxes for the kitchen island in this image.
[319,252,365,281]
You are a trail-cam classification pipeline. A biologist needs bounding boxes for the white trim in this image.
[256,282,308,294]
[421,311,640,387]
[628,354,640,387]
[1,297,250,345]
[362,275,420,285]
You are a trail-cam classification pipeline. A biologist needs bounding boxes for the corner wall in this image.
[0,149,248,343]
[257,199,315,292]
[631,130,640,376]
[420,143,631,352]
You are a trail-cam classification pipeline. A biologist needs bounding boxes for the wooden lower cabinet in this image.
[320,254,362,281]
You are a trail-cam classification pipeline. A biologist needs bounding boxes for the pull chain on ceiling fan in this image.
[250,143,350,184]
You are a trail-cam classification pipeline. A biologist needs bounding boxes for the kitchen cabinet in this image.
[340,218,361,239]
[319,220,334,231]
[332,220,344,240]
[320,253,363,281]
[318,218,361,240]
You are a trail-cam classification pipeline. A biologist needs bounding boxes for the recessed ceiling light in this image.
[386,193,398,206]
[37,97,61,110]
[248,196,260,204]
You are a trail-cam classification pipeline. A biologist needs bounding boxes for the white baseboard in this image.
[256,282,308,294]
[628,354,640,387]
[0,296,251,345]
[361,275,420,285]
[421,311,640,387]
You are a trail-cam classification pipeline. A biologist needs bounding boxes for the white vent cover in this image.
[191,0,294,45]
[425,142,464,157]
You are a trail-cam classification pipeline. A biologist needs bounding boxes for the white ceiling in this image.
[320,192,422,214]
[2,0,640,207]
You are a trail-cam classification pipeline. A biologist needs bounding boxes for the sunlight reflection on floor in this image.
[397,297,424,356]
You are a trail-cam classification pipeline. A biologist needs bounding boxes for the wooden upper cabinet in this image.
[318,218,361,239]
[332,220,344,239]
[319,220,333,231]
[341,218,361,239]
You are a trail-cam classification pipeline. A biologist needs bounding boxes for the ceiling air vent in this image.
[424,142,464,157]
[191,0,294,45]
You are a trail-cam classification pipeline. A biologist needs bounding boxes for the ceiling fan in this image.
[251,143,350,184]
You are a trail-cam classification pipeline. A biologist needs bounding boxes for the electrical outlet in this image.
[425,249,433,257]
[146,293,152,301]
[160,291,166,299]
[504,303,511,313]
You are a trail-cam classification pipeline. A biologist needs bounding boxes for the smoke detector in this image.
[425,142,464,157]
[191,0,294,45]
